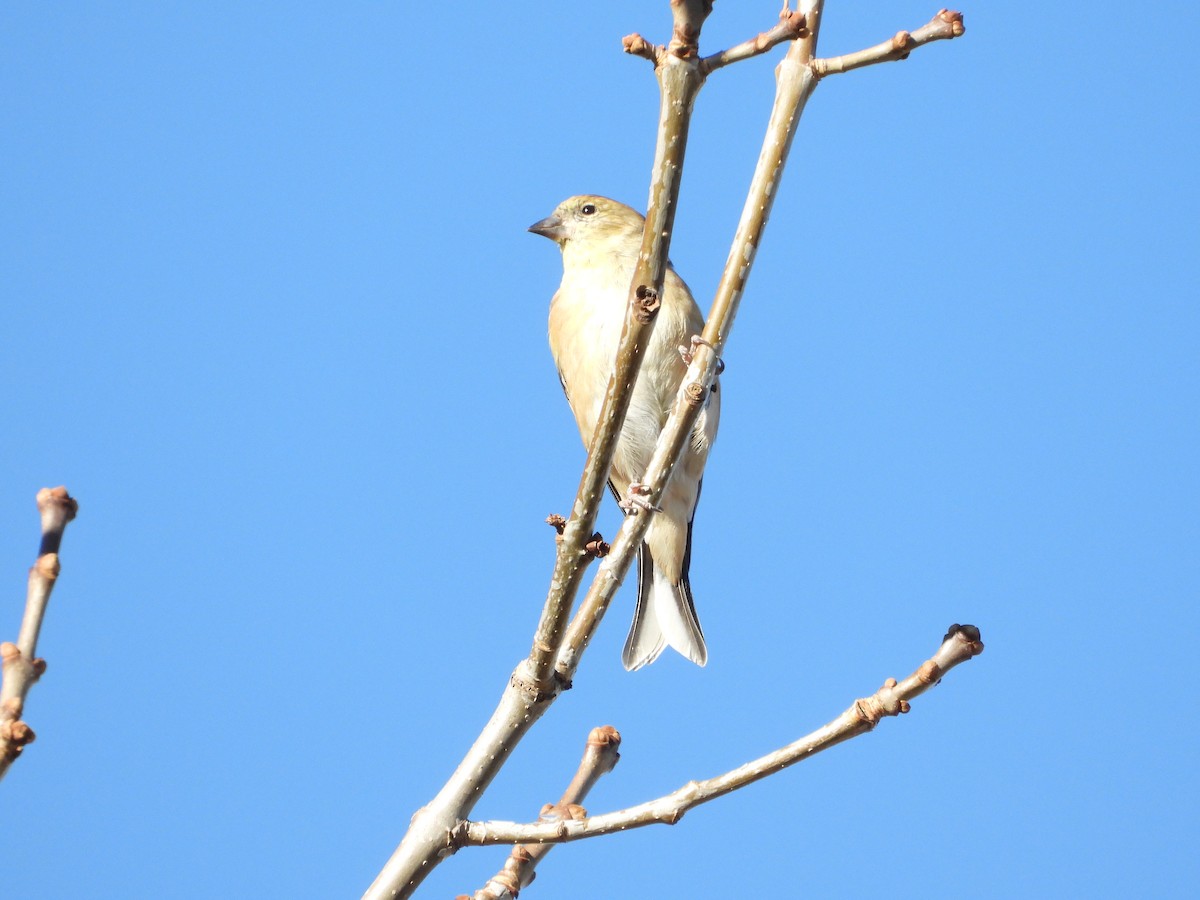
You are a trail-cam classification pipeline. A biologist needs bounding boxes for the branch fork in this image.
[366,4,971,895]
[464,726,623,900]
[462,626,984,849]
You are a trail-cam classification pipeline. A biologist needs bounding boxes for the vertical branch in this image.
[0,487,79,780]
[529,8,712,687]
[702,0,823,357]
[556,2,965,671]
[368,3,967,895]
[366,13,717,899]
[558,3,828,674]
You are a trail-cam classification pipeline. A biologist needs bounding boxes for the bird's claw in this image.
[678,335,725,373]
[618,482,662,515]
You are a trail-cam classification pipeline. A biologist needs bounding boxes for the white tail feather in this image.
[623,552,707,670]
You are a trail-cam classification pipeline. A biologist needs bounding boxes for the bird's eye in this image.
[581,204,597,216]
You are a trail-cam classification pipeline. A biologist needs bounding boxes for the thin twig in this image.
[0,487,79,780]
[621,33,659,66]
[463,626,983,848]
[812,9,964,79]
[466,726,622,900]
[701,7,807,74]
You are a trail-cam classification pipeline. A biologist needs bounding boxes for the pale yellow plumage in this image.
[530,195,720,670]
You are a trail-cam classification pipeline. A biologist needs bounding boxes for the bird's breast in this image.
[548,259,693,485]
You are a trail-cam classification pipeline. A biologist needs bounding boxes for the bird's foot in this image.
[618,482,662,515]
[678,335,726,373]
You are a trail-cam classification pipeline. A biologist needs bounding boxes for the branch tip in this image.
[940,624,985,665]
[36,486,78,522]
[700,8,806,74]
[811,8,966,79]
[622,33,658,65]
[587,724,620,748]
[939,8,966,36]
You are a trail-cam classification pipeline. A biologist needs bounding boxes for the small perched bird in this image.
[529,195,720,670]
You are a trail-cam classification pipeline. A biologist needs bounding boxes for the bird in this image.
[529,195,720,670]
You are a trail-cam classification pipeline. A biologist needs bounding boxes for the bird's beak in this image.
[528,214,567,242]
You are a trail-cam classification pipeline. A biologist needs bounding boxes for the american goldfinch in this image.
[529,195,720,670]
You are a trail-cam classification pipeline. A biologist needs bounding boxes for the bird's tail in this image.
[622,545,707,671]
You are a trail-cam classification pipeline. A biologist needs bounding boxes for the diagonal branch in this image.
[555,2,966,674]
[465,726,622,900]
[556,3,827,677]
[364,11,719,899]
[366,3,969,895]
[527,10,713,688]
[463,626,983,848]
[812,9,965,79]
[0,487,79,781]
[701,5,808,74]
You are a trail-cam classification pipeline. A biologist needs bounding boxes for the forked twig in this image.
[461,627,983,848]
[365,4,970,895]
[465,726,622,900]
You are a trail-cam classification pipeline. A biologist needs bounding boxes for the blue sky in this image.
[2,2,1196,897]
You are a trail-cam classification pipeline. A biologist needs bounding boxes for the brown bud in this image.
[939,9,966,36]
[589,725,621,747]
[634,285,661,322]
[34,553,61,580]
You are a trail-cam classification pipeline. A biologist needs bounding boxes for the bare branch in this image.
[701,7,807,74]
[555,3,828,679]
[527,22,712,688]
[366,2,970,893]
[812,9,965,79]
[0,487,79,780]
[464,627,984,848]
[621,33,660,66]
[468,726,622,900]
[365,13,717,897]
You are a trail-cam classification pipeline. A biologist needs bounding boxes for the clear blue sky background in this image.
[3,2,1196,897]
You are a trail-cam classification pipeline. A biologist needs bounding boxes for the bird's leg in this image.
[618,482,662,515]
[678,334,726,373]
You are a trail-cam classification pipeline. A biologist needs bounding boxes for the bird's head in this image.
[528,195,645,251]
